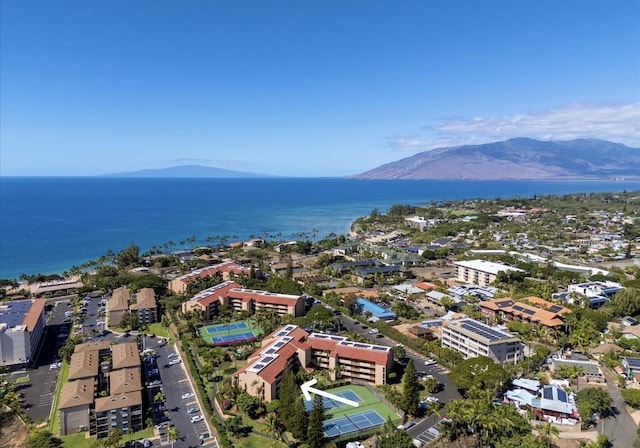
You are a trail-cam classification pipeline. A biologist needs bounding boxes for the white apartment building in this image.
[441,318,523,364]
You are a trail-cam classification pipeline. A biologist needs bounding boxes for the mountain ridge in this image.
[349,138,640,180]
[101,164,274,178]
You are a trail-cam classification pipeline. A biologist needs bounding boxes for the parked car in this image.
[187,407,199,414]
[155,422,169,430]
[424,359,437,366]
[168,353,178,359]
[169,359,181,366]
[398,421,416,430]
[426,396,439,403]
[190,415,204,423]
[149,380,162,386]
[181,393,195,400]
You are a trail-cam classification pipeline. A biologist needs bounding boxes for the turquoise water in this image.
[2,177,639,279]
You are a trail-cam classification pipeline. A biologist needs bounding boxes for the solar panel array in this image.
[0,300,32,328]
[248,353,279,373]
[625,357,640,368]
[543,387,553,400]
[458,319,512,342]
[556,388,568,403]
[548,305,563,313]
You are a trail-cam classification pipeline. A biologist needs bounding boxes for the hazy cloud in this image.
[387,103,640,152]
[158,158,251,167]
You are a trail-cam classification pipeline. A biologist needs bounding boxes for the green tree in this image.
[306,394,325,448]
[236,392,261,419]
[621,388,640,409]
[606,287,640,317]
[168,427,180,448]
[400,359,421,416]
[116,243,140,269]
[225,415,244,437]
[535,421,560,448]
[449,356,511,397]
[575,388,612,429]
[289,396,309,441]
[25,430,62,448]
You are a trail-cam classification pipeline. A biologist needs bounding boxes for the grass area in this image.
[233,432,288,448]
[145,322,170,339]
[49,361,70,434]
[60,427,153,448]
[14,375,30,384]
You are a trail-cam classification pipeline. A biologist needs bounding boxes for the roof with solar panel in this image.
[445,318,518,343]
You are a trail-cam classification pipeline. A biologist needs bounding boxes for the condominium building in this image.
[441,318,523,363]
[107,287,157,328]
[181,282,306,318]
[59,342,143,438]
[235,325,393,402]
[480,297,571,330]
[129,288,158,325]
[0,299,46,367]
[453,259,524,287]
[168,261,257,294]
[107,288,130,327]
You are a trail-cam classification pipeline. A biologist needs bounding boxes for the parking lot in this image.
[147,340,216,447]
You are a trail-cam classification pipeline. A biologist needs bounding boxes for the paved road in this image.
[151,341,217,448]
[601,367,639,448]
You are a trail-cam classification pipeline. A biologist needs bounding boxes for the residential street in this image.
[601,367,639,448]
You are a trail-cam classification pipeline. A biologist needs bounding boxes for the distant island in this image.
[101,164,274,178]
[350,138,640,180]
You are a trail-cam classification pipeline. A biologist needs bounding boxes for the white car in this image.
[181,392,195,400]
[397,421,416,430]
[190,415,204,423]
[424,359,437,366]
[168,353,178,359]
[426,396,440,403]
[169,359,181,366]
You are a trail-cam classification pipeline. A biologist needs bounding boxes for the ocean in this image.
[2,177,640,279]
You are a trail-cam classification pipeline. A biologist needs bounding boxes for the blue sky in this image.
[1,0,639,177]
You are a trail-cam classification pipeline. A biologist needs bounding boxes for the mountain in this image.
[349,138,640,180]
[102,165,273,178]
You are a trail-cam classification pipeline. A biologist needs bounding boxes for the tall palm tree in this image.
[168,427,180,448]
[535,421,560,448]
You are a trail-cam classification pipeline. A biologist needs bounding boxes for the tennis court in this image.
[205,321,249,334]
[323,410,386,438]
[199,320,262,346]
[303,389,361,412]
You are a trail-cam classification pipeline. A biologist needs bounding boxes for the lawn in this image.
[233,432,288,448]
[61,427,153,448]
[14,375,30,384]
[49,362,70,434]
[145,322,170,339]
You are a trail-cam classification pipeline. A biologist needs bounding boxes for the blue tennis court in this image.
[210,331,255,343]
[303,389,361,411]
[205,322,249,334]
[323,410,386,438]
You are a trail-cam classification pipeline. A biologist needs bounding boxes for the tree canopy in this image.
[449,356,511,397]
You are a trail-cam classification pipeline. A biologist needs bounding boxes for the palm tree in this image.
[168,427,180,448]
[536,421,560,448]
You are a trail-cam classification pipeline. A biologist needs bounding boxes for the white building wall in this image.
[0,326,31,366]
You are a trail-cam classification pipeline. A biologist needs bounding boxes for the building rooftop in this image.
[454,259,524,275]
[68,350,100,380]
[129,288,156,311]
[0,300,34,329]
[108,287,130,312]
[444,318,517,343]
[355,297,396,319]
[59,378,95,409]
[109,367,142,395]
[111,342,140,370]
[94,391,142,413]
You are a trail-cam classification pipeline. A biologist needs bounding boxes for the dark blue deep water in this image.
[2,177,640,279]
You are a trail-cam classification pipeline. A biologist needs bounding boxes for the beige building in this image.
[235,325,393,402]
[59,378,94,435]
[59,342,143,438]
[441,318,523,363]
[129,288,158,325]
[107,287,130,327]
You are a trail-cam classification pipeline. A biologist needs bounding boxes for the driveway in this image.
[601,367,639,448]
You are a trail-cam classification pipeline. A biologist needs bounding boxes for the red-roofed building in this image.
[480,297,571,329]
[234,325,393,402]
[181,282,305,318]
[168,261,257,294]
